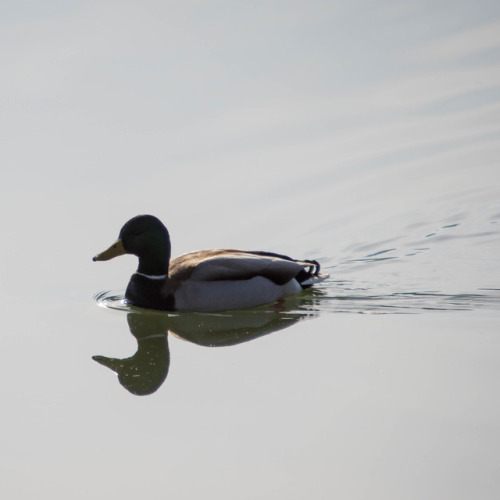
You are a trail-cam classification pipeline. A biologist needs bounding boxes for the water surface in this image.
[1,1,500,499]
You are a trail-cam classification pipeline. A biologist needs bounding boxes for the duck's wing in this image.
[169,249,320,286]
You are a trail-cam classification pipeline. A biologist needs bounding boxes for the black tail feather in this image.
[296,259,321,287]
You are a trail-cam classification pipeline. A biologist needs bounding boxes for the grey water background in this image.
[2,1,500,499]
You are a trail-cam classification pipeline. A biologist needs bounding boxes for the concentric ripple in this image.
[93,290,131,312]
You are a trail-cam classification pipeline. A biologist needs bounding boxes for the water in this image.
[2,1,500,499]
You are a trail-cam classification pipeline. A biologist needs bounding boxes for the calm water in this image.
[2,1,500,499]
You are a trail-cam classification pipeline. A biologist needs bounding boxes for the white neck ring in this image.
[135,272,168,280]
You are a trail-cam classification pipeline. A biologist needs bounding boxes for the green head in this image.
[93,215,171,275]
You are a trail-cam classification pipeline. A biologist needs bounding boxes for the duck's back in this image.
[169,249,319,285]
[166,249,323,312]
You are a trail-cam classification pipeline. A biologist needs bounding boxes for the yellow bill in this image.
[93,239,126,262]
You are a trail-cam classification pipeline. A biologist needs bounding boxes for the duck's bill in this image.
[93,239,126,261]
[92,355,120,372]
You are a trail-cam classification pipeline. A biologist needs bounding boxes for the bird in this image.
[93,215,328,312]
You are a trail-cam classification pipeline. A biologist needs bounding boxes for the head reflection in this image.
[93,312,170,395]
[93,290,323,395]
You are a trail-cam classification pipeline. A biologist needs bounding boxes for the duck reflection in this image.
[93,290,323,395]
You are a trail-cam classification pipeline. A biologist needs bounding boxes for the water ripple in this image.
[93,290,130,312]
[93,284,500,317]
[315,281,500,314]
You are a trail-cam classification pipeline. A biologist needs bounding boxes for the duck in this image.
[93,215,328,312]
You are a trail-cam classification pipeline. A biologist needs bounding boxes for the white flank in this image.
[175,276,302,312]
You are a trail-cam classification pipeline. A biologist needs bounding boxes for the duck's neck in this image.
[137,256,169,276]
[136,243,171,276]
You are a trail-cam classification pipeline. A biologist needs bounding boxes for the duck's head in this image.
[93,215,171,273]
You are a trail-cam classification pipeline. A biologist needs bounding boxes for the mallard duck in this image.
[93,215,328,312]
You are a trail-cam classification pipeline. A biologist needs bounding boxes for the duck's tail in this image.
[297,259,329,288]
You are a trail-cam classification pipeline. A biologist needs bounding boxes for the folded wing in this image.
[170,249,318,286]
